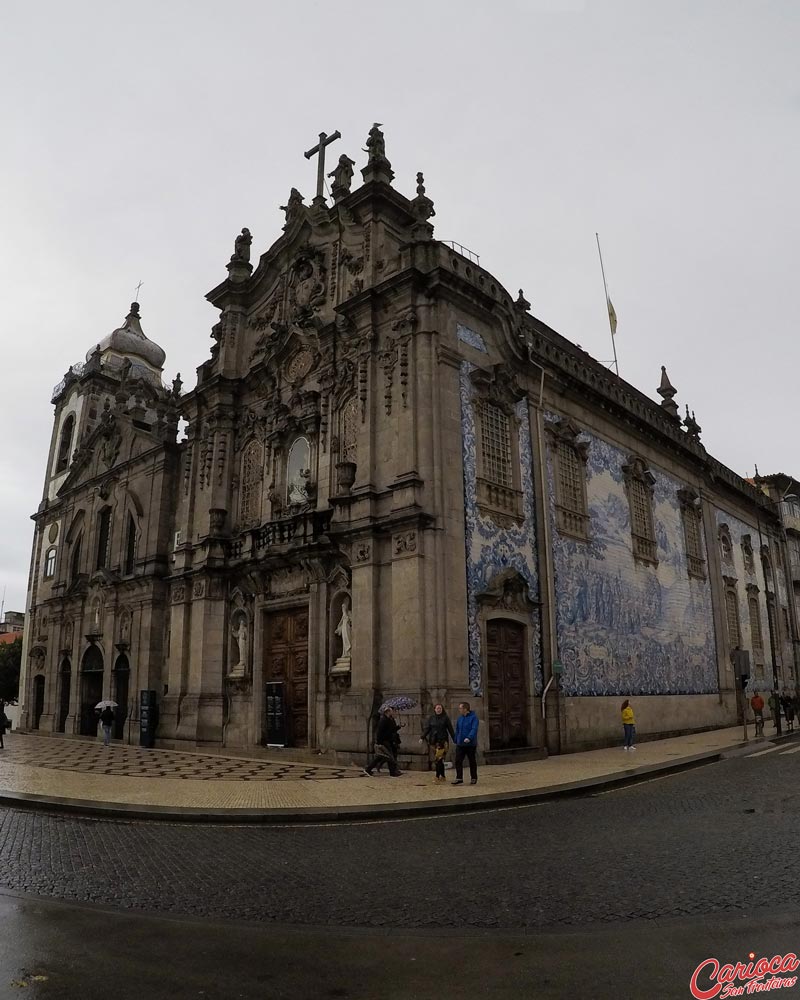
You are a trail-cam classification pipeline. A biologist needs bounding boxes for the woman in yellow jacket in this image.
[621,700,636,751]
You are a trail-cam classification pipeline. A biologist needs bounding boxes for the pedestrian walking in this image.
[0,699,8,750]
[621,699,636,750]
[364,707,403,777]
[420,703,455,783]
[100,705,115,747]
[750,690,765,737]
[781,690,795,732]
[451,701,479,785]
[769,691,781,731]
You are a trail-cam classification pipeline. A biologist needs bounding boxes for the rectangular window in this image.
[682,508,705,578]
[726,588,742,648]
[480,402,512,488]
[783,607,791,642]
[555,441,589,539]
[629,479,656,562]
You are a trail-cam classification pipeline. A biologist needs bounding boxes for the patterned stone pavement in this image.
[0,734,352,781]
[0,725,778,814]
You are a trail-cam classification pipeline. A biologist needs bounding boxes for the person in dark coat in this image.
[364,707,402,777]
[420,703,455,783]
[0,699,7,750]
[452,702,479,785]
[781,690,795,732]
[100,706,115,747]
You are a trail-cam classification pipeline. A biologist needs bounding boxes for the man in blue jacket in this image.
[452,702,479,785]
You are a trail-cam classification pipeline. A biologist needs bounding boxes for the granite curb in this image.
[4,731,792,823]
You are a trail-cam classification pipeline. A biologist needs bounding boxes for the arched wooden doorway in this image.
[113,654,130,740]
[79,645,104,736]
[486,618,529,749]
[58,657,71,733]
[32,675,45,730]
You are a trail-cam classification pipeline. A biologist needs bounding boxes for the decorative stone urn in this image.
[335,461,357,496]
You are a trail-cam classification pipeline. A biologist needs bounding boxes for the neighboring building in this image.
[18,126,794,759]
[750,473,800,688]
[0,611,25,644]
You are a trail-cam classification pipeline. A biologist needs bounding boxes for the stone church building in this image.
[19,126,799,761]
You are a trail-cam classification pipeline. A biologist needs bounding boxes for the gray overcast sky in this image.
[1,0,798,612]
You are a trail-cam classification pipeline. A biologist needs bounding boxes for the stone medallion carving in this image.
[286,348,315,383]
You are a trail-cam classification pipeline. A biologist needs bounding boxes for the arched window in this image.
[70,533,83,583]
[96,507,111,570]
[725,585,741,647]
[239,440,263,525]
[286,437,311,506]
[55,414,75,474]
[44,547,57,579]
[124,513,136,575]
[747,588,763,656]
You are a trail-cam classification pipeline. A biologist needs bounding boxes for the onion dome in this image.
[88,302,166,373]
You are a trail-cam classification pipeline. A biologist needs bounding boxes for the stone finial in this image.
[684,404,702,441]
[409,171,436,241]
[657,365,680,421]
[328,154,356,202]
[515,289,531,312]
[361,123,395,184]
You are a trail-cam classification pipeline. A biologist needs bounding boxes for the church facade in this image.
[19,126,799,760]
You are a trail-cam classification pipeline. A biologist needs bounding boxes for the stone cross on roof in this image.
[304,130,341,201]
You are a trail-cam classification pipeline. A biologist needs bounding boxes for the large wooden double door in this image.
[486,618,529,749]
[263,607,309,747]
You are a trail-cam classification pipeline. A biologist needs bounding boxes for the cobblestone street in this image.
[2,744,799,931]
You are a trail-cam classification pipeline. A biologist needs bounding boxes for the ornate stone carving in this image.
[288,247,327,326]
[355,542,371,563]
[286,348,315,383]
[171,583,185,604]
[192,579,206,599]
[229,610,249,679]
[394,531,417,555]
[477,568,533,614]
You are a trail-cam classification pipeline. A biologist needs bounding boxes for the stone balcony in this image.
[228,509,333,562]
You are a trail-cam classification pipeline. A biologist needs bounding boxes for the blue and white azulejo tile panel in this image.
[460,361,542,695]
[457,324,488,353]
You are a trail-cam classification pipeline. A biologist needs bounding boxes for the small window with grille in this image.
[554,438,589,540]
[678,494,706,579]
[628,477,657,563]
[480,402,512,488]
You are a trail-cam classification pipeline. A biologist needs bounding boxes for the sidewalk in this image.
[0,726,790,823]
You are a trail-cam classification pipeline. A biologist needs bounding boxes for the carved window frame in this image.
[741,534,755,575]
[239,438,264,527]
[546,418,590,541]
[95,506,112,571]
[285,435,312,509]
[470,367,524,527]
[338,395,360,465]
[718,524,733,563]
[622,456,658,565]
[677,488,706,580]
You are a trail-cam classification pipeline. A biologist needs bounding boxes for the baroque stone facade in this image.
[19,127,800,758]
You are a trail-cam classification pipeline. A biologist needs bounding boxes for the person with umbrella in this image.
[363,706,403,777]
[420,703,455,783]
[96,700,117,747]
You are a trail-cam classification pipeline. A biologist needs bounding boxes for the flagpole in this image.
[596,233,619,376]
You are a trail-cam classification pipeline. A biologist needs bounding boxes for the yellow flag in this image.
[607,296,618,335]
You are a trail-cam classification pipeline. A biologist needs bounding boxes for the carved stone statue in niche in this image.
[289,254,326,325]
[230,612,249,678]
[335,596,352,659]
[331,594,352,677]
